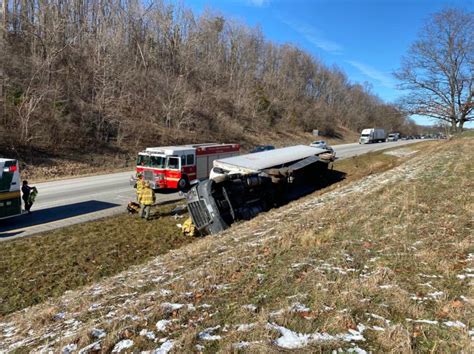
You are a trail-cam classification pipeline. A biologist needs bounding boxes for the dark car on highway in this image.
[249,145,275,153]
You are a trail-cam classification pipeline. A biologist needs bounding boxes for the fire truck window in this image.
[181,155,186,166]
[137,155,150,166]
[186,154,194,165]
[150,156,165,168]
[167,157,180,170]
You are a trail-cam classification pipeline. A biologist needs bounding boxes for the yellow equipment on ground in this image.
[181,218,196,237]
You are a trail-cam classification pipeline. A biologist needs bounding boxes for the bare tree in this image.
[0,0,409,153]
[395,8,474,131]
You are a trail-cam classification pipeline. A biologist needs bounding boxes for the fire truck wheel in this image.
[178,177,189,191]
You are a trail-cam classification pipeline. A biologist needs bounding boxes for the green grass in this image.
[0,203,194,316]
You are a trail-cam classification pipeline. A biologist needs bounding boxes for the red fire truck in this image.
[131,143,240,190]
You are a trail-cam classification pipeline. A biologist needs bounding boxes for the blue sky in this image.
[183,0,473,126]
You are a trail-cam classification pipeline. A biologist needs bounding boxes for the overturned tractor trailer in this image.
[185,145,336,235]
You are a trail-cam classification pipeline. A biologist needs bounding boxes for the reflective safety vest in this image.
[136,179,145,197]
[28,188,38,204]
[181,218,196,237]
[139,187,155,206]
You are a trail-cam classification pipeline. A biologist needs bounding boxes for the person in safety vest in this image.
[139,181,155,220]
[22,180,37,214]
[136,173,145,202]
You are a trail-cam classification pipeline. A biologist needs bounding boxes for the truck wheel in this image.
[178,177,189,191]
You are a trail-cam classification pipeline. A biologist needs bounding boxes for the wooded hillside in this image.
[0,0,414,155]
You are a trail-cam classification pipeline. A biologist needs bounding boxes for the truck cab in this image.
[0,159,22,219]
[135,147,196,190]
[132,143,240,191]
[359,128,386,144]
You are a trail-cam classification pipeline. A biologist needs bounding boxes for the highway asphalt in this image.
[0,140,425,240]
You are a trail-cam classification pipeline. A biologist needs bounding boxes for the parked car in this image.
[249,145,275,153]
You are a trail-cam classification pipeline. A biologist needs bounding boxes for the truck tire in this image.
[178,177,189,191]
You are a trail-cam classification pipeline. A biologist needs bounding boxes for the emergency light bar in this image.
[3,165,17,173]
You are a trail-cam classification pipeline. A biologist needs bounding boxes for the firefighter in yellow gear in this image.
[136,173,145,201]
[181,218,196,237]
[139,181,156,220]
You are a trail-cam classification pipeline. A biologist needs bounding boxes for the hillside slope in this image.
[0,137,472,352]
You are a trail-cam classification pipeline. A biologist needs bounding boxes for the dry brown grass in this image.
[2,139,471,353]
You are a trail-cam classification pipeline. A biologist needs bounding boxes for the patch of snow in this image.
[418,282,435,289]
[91,328,106,339]
[236,323,256,332]
[111,339,133,353]
[104,309,117,318]
[366,313,391,324]
[159,289,172,296]
[123,314,141,321]
[198,326,222,341]
[456,274,474,280]
[233,341,250,349]
[212,284,230,290]
[195,344,205,351]
[156,320,173,332]
[232,340,262,349]
[427,291,444,299]
[291,262,309,268]
[370,326,385,331]
[160,303,184,311]
[187,303,196,311]
[88,303,102,312]
[379,285,394,289]
[269,309,285,317]
[418,273,443,279]
[198,303,212,309]
[242,304,257,312]
[140,329,156,340]
[78,341,101,354]
[290,302,310,313]
[443,321,466,328]
[347,346,368,354]
[62,343,78,354]
[406,319,438,325]
[266,322,366,349]
[53,312,66,321]
[151,339,174,354]
[91,286,103,295]
[3,325,16,337]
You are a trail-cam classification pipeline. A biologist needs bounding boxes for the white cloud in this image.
[280,18,343,55]
[346,60,395,88]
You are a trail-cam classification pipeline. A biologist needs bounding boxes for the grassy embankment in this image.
[0,141,438,318]
[0,203,193,316]
[3,135,466,352]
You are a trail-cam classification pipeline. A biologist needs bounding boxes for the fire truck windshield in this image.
[137,154,166,168]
